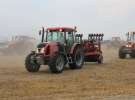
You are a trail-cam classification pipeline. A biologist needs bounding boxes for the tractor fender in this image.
[70,43,81,55]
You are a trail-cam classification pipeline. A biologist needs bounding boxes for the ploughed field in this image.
[0,45,135,100]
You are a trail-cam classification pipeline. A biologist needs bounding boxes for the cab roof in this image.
[47,27,75,32]
[128,32,135,34]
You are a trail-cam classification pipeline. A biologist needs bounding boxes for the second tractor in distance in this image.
[119,32,135,59]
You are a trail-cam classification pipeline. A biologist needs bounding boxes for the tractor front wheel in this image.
[119,52,126,59]
[25,53,40,72]
[119,51,126,59]
[69,48,84,69]
[130,52,135,58]
[119,47,126,59]
[97,55,103,64]
[49,54,65,73]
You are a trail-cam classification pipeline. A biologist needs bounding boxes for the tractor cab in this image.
[125,32,135,47]
[39,27,77,48]
[127,32,135,42]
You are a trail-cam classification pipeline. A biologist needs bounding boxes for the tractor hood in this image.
[37,41,60,55]
[37,42,47,48]
[37,41,60,48]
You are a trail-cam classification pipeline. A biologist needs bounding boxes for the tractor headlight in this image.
[36,48,45,53]
[95,45,99,48]
[40,48,45,53]
[126,45,132,48]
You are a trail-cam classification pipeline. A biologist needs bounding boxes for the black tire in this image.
[25,53,40,72]
[119,52,126,59]
[48,54,65,73]
[119,47,126,59]
[97,55,103,64]
[69,47,84,69]
[130,53,135,58]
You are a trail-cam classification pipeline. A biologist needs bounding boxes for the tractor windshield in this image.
[127,32,135,41]
[46,31,64,42]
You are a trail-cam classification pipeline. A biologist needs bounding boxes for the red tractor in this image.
[119,32,135,59]
[25,27,104,73]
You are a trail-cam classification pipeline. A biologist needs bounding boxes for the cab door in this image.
[65,31,74,51]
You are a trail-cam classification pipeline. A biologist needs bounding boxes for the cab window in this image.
[46,31,64,43]
[66,32,74,46]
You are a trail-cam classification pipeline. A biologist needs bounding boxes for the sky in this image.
[0,0,135,40]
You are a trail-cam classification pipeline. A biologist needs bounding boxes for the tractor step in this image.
[67,55,73,64]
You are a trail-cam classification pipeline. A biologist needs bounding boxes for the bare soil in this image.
[0,45,135,100]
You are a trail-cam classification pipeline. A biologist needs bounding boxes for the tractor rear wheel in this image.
[49,54,65,73]
[25,53,40,72]
[69,47,84,69]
